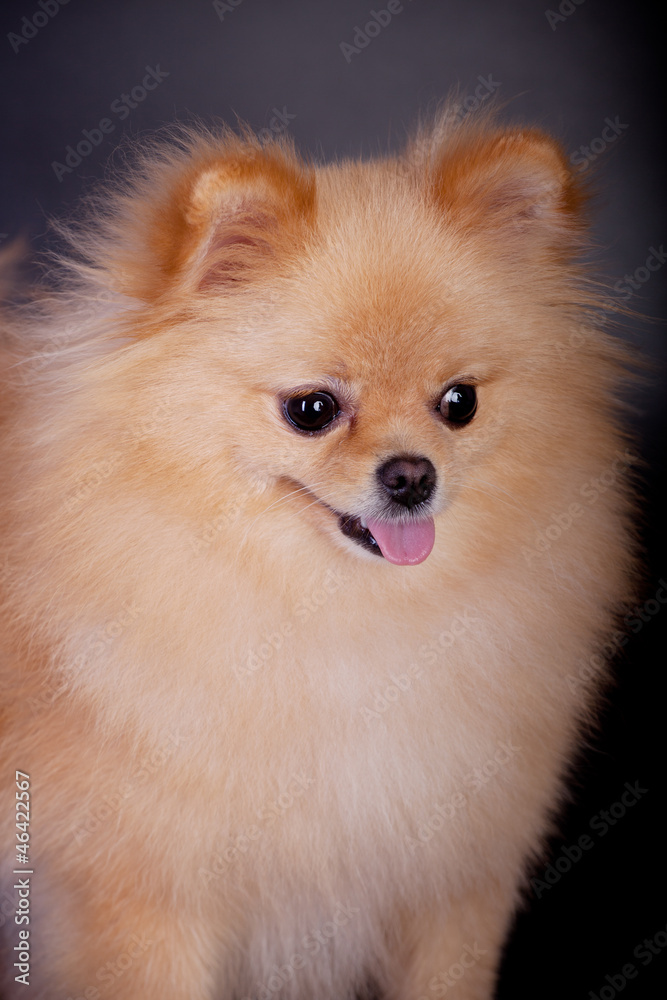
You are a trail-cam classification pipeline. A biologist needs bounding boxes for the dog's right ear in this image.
[108,136,316,302]
[182,143,316,295]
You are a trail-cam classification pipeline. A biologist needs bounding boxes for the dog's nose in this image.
[377,455,437,510]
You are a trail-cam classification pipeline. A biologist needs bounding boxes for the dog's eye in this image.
[439,384,477,425]
[284,392,339,432]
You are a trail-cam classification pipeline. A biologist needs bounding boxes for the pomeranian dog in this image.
[0,106,638,999]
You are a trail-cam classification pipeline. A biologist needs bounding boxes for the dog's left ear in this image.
[421,125,587,255]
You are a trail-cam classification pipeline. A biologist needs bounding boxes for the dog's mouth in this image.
[338,513,383,557]
[281,478,436,566]
[337,511,435,566]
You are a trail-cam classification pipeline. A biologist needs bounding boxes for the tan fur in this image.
[0,109,639,999]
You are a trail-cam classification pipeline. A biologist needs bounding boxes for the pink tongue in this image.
[365,517,435,566]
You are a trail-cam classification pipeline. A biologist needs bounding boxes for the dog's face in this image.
[106,124,589,568]
[220,207,503,567]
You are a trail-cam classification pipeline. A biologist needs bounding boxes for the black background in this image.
[1,1,664,997]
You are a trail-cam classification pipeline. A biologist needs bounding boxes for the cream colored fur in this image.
[0,110,638,999]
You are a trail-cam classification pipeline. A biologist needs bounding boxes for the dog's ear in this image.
[421,125,586,254]
[112,136,316,301]
[182,144,316,293]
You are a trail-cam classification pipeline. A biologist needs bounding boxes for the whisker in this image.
[237,481,342,550]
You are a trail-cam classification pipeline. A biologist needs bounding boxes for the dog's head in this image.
[81,116,611,570]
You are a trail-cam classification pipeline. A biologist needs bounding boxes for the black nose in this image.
[377,455,437,510]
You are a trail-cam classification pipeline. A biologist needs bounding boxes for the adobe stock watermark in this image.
[530,780,648,899]
[51,65,170,182]
[12,287,124,387]
[190,500,243,554]
[450,75,501,127]
[0,883,30,932]
[340,1,413,63]
[521,449,638,564]
[212,0,245,20]
[419,609,481,666]
[553,313,620,364]
[360,661,425,725]
[545,0,586,31]
[416,942,488,999]
[588,920,667,1000]
[68,932,156,999]
[0,901,155,996]
[7,0,70,54]
[257,107,296,144]
[405,740,522,855]
[68,600,143,673]
[361,608,480,725]
[613,244,666,301]
[232,566,349,678]
[61,397,173,514]
[72,731,188,845]
[570,116,629,172]
[566,577,667,694]
[553,243,664,360]
[240,902,359,1000]
[198,772,316,888]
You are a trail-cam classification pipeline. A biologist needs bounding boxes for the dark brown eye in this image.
[439,385,477,425]
[284,392,339,432]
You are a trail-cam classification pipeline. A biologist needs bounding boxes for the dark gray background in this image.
[1,1,664,997]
